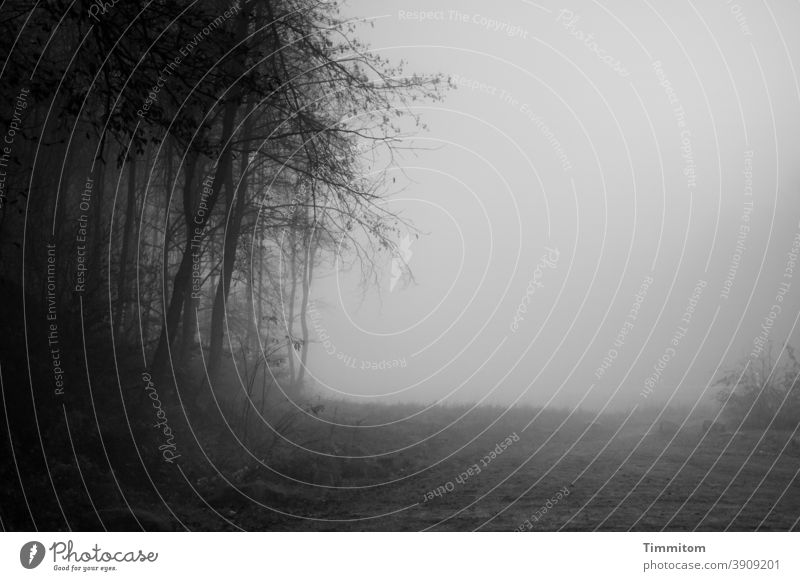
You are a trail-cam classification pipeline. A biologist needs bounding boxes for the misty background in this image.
[299,0,800,412]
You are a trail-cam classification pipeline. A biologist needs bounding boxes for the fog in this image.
[300,0,800,411]
[6,0,800,537]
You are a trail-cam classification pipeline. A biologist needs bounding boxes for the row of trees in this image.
[0,0,449,531]
[0,0,441,399]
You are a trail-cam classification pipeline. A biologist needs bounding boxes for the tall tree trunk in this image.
[88,130,107,291]
[208,110,252,377]
[296,222,317,387]
[115,155,136,337]
[256,238,265,349]
[180,143,198,357]
[143,140,170,345]
[180,275,197,357]
[151,152,200,374]
[206,9,250,378]
[286,226,298,386]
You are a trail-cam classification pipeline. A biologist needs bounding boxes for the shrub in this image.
[715,343,800,430]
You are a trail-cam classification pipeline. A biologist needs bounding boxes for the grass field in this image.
[168,397,800,531]
[4,352,797,531]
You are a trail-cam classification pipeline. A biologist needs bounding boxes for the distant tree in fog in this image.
[715,343,800,430]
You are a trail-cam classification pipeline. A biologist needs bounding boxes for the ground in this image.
[167,404,800,531]
[5,384,798,531]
